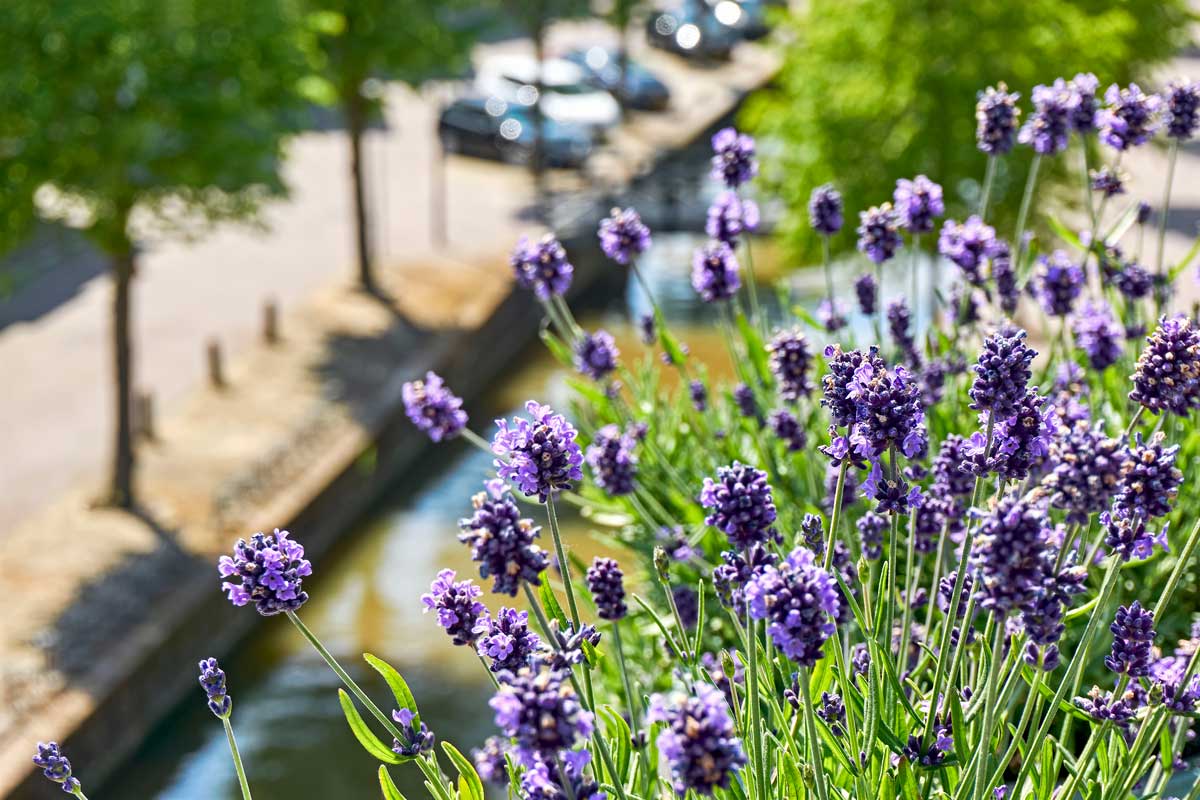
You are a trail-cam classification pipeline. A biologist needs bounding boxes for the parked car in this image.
[646,1,740,60]
[474,54,621,135]
[563,47,671,111]
[708,0,771,40]
[438,96,594,169]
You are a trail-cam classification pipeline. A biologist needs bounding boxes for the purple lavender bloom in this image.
[818,298,848,333]
[472,736,510,786]
[894,175,944,233]
[1090,166,1125,197]
[542,621,602,671]
[800,512,825,557]
[586,556,627,621]
[1106,601,1156,677]
[1130,315,1200,416]
[639,312,656,344]
[474,607,541,672]
[1097,83,1163,150]
[1019,80,1072,155]
[986,389,1054,480]
[976,83,1022,154]
[938,571,974,620]
[1115,431,1183,521]
[1164,79,1200,140]
[403,371,468,442]
[888,298,917,360]
[691,241,741,302]
[1067,73,1101,132]
[733,383,760,421]
[1074,686,1137,730]
[972,495,1053,615]
[1112,259,1155,300]
[585,424,638,497]
[574,330,619,381]
[1137,202,1153,225]
[767,328,814,401]
[769,408,807,451]
[854,273,877,315]
[1022,562,1088,671]
[511,235,573,299]
[489,666,593,762]
[816,691,847,736]
[700,462,778,549]
[422,569,486,646]
[707,190,760,245]
[1101,509,1168,562]
[32,743,81,795]
[391,707,435,757]
[992,241,1019,315]
[938,216,1003,285]
[218,528,312,616]
[1043,421,1128,524]
[847,359,927,461]
[809,184,844,235]
[1035,250,1085,316]
[821,345,885,428]
[648,683,746,795]
[519,754,606,800]
[902,713,954,767]
[459,483,549,596]
[745,546,839,665]
[1073,300,1124,370]
[598,207,651,265]
[712,545,777,608]
[198,657,232,718]
[933,435,976,500]
[492,401,584,502]
[689,379,708,412]
[711,127,757,187]
[970,326,1037,418]
[856,203,904,263]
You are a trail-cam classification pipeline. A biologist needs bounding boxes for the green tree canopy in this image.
[743,0,1193,263]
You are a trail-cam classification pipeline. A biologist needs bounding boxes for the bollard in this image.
[263,300,279,344]
[207,339,225,389]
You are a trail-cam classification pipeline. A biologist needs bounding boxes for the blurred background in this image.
[0,0,1197,797]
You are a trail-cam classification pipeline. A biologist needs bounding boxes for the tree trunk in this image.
[346,92,375,294]
[110,246,135,509]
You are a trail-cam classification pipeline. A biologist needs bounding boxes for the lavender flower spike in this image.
[809,184,844,235]
[458,482,549,596]
[403,371,467,442]
[33,743,83,795]
[598,206,651,264]
[893,175,944,233]
[586,556,627,621]
[585,424,638,497]
[976,82,1021,154]
[492,401,584,502]
[1130,315,1200,417]
[573,329,619,381]
[691,240,741,302]
[1067,73,1100,133]
[969,325,1037,418]
[218,528,312,616]
[1106,601,1156,677]
[1035,250,1085,317]
[767,328,814,401]
[1164,79,1200,140]
[648,683,746,795]
[511,234,574,299]
[198,657,233,718]
[421,568,486,646]
[745,546,840,665]
[710,127,757,188]
[700,461,778,549]
[856,203,904,263]
[707,190,760,245]
[1019,80,1072,156]
[1073,300,1124,371]
[489,665,593,762]
[1097,83,1163,150]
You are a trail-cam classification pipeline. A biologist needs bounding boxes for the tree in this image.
[309,0,476,294]
[0,0,316,508]
[743,0,1193,262]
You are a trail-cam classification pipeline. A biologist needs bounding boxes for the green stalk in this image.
[459,427,494,456]
[822,460,849,571]
[746,611,768,800]
[741,224,765,335]
[979,155,998,219]
[799,668,831,800]
[1012,154,1042,270]
[1156,139,1179,315]
[223,717,254,800]
[971,623,1007,800]
[545,496,582,630]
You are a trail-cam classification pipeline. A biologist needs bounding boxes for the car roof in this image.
[477,53,587,85]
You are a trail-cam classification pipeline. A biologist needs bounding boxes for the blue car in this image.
[563,47,671,111]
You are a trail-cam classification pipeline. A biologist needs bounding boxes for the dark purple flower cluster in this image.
[901,712,954,767]
[391,707,435,758]
[1106,601,1156,677]
[218,528,312,616]
[986,389,1054,481]
[809,184,844,235]
[854,273,878,315]
[1035,250,1085,317]
[32,743,81,795]
[894,175,944,233]
[801,512,825,556]
[472,736,509,785]
[888,298,918,363]
[198,657,232,718]
[846,360,926,461]
[1097,83,1162,150]
[475,607,542,672]
[937,216,1003,285]
[598,207,651,265]
[932,435,977,500]
[459,482,549,596]
[1130,315,1200,416]
[1073,300,1124,370]
[1022,562,1088,671]
[712,545,777,607]
[937,571,974,620]
[1019,80,1072,155]
[816,691,847,736]
[769,408,807,452]
[542,622,602,671]
[971,496,1053,615]
[1067,73,1101,132]
[1074,686,1138,730]
[969,326,1037,418]
[519,754,606,800]
[1164,79,1200,140]
[648,683,746,795]
[767,328,814,402]
[512,235,574,299]
[818,298,848,333]
[403,371,468,442]
[489,666,593,762]
[700,462,778,549]
[585,424,638,497]
[745,546,840,665]
[821,345,885,428]
[992,241,1019,316]
[1114,432,1183,521]
[422,569,486,646]
[1101,508,1169,562]
[733,383,759,422]
[976,83,1022,154]
[1090,166,1125,197]
[586,556,627,621]
[691,241,741,302]
[689,379,708,412]
[856,203,904,263]
[574,330,619,381]
[707,190,760,245]
[493,401,584,502]
[857,511,886,561]
[711,127,757,188]
[1043,421,1128,524]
